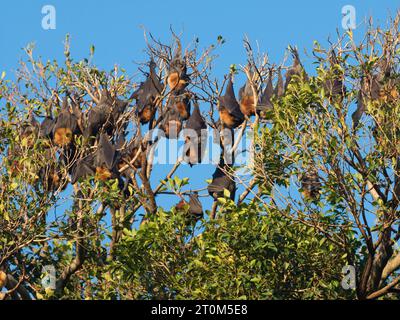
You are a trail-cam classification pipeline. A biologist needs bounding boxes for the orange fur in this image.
[165,120,182,138]
[175,101,189,119]
[240,95,255,116]
[139,106,153,124]
[168,72,187,91]
[96,167,112,181]
[54,127,73,146]
[220,108,236,128]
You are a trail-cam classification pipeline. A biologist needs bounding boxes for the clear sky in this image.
[0,0,399,213]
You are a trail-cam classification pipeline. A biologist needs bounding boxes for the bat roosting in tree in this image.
[132,60,163,124]
[183,101,207,166]
[208,160,236,200]
[239,70,256,117]
[167,39,190,92]
[218,76,245,129]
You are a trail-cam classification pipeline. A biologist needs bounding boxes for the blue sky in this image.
[0,0,399,214]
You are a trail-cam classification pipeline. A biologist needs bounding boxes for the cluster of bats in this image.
[8,41,398,217]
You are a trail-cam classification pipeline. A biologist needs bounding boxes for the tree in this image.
[0,15,399,300]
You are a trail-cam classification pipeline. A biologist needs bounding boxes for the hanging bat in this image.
[257,69,274,118]
[118,133,143,170]
[175,193,204,220]
[20,111,39,147]
[352,90,365,130]
[170,91,191,120]
[70,154,96,184]
[39,164,67,192]
[323,50,346,100]
[39,116,55,140]
[284,46,308,91]
[208,161,236,200]
[188,193,203,218]
[53,96,80,146]
[83,89,114,139]
[218,76,245,129]
[167,39,190,91]
[184,101,207,166]
[162,108,182,139]
[301,167,321,200]
[133,60,163,124]
[94,133,119,181]
[274,67,284,98]
[239,71,256,117]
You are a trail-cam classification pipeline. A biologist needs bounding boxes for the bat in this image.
[94,133,119,181]
[175,193,203,220]
[284,46,308,91]
[188,193,203,218]
[162,108,182,139]
[20,111,39,147]
[118,133,143,170]
[208,160,236,200]
[133,60,162,124]
[257,69,274,118]
[274,67,284,98]
[239,71,256,117]
[53,96,80,146]
[352,90,365,130]
[39,116,55,140]
[218,76,245,129]
[184,101,207,166]
[167,39,190,91]
[323,50,346,101]
[170,91,191,120]
[70,154,95,184]
[83,89,114,139]
[39,164,66,192]
[301,167,321,200]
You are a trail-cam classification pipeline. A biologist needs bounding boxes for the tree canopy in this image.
[1,15,400,300]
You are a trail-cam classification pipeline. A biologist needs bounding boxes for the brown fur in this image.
[165,120,182,138]
[96,167,112,181]
[240,95,256,116]
[139,105,154,124]
[219,108,236,128]
[53,127,73,146]
[175,101,189,119]
[168,72,187,91]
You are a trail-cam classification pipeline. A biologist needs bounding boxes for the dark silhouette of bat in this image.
[118,133,143,170]
[39,116,55,140]
[301,167,321,200]
[208,160,236,200]
[162,107,182,139]
[53,96,80,146]
[323,50,346,99]
[170,91,191,120]
[257,69,274,118]
[167,40,190,91]
[184,101,207,166]
[39,164,66,192]
[175,193,203,220]
[20,111,39,147]
[132,60,163,124]
[218,76,245,129]
[274,67,284,98]
[91,90,128,138]
[284,47,308,91]
[70,154,96,184]
[94,133,119,181]
[352,90,365,130]
[239,71,256,117]
[188,193,203,218]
